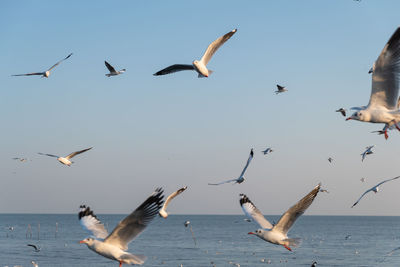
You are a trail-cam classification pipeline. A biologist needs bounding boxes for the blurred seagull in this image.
[319,189,329,193]
[159,186,187,218]
[79,188,164,267]
[38,147,92,166]
[351,175,400,207]
[153,29,237,78]
[12,157,28,162]
[361,145,374,162]
[346,27,400,139]
[360,178,366,183]
[336,108,347,117]
[261,147,273,155]
[328,157,333,163]
[27,244,41,252]
[31,261,38,267]
[275,84,287,94]
[240,184,321,251]
[208,149,254,185]
[105,61,126,77]
[12,53,72,78]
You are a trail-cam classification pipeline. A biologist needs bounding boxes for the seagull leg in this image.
[119,261,123,267]
[283,244,292,251]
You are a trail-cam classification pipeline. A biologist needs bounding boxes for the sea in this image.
[1,214,399,267]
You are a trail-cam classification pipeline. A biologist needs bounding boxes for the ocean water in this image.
[1,214,400,266]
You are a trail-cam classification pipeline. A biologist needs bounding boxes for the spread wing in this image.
[208,178,237,185]
[47,53,73,71]
[376,175,400,187]
[239,194,273,229]
[369,27,400,109]
[65,147,92,159]
[200,29,237,66]
[153,64,195,76]
[277,84,285,90]
[273,184,320,234]
[78,205,109,239]
[104,188,164,250]
[351,188,374,208]
[38,152,59,158]
[12,72,45,76]
[105,61,117,73]
[162,186,187,210]
[239,149,254,178]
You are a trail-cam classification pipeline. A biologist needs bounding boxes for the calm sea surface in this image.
[1,215,399,266]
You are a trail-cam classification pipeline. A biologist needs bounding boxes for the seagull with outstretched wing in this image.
[38,147,92,166]
[159,186,187,218]
[361,145,374,162]
[27,243,41,252]
[105,61,126,77]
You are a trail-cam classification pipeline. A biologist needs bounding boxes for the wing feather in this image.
[65,147,92,159]
[239,149,254,178]
[78,205,109,239]
[153,64,195,76]
[200,29,237,66]
[163,186,187,210]
[239,194,273,229]
[38,152,59,158]
[47,53,73,71]
[105,61,117,73]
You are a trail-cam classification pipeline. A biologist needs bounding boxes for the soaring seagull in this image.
[153,29,237,78]
[351,176,400,208]
[208,149,254,185]
[346,27,400,139]
[261,147,273,155]
[241,184,321,251]
[105,61,126,77]
[361,145,374,162]
[275,85,287,94]
[38,147,92,166]
[79,188,164,267]
[159,186,187,218]
[12,53,73,78]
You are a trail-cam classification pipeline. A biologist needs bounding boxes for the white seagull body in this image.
[79,188,164,266]
[159,186,187,218]
[360,145,374,162]
[261,147,273,155]
[105,61,126,77]
[208,149,254,185]
[275,84,287,94]
[240,184,321,251]
[346,27,400,139]
[351,175,400,207]
[153,29,237,78]
[38,147,92,166]
[12,53,73,78]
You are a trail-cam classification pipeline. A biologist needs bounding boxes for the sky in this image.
[1,0,400,216]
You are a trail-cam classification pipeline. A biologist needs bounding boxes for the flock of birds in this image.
[8,24,400,267]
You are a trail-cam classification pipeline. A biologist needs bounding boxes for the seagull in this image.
[361,145,374,162]
[336,108,347,117]
[79,188,164,267]
[261,147,273,155]
[153,29,237,78]
[183,220,197,246]
[208,149,254,185]
[31,261,38,267]
[38,147,92,166]
[328,157,333,163]
[105,61,126,77]
[27,244,41,252]
[159,186,187,218]
[240,184,321,251]
[346,27,400,139]
[184,221,190,227]
[351,175,400,207]
[275,84,287,94]
[360,177,366,183]
[311,261,317,267]
[12,157,28,162]
[319,189,329,193]
[12,53,73,78]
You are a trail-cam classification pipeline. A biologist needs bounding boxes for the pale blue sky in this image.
[1,0,400,215]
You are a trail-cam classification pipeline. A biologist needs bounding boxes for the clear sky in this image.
[1,0,400,216]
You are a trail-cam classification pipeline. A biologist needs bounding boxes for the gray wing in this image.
[153,64,195,76]
[78,205,109,239]
[200,29,237,66]
[47,53,73,71]
[105,61,117,73]
[104,188,164,250]
[277,84,285,90]
[38,152,59,158]
[273,184,321,234]
[351,188,374,208]
[239,194,273,229]
[239,149,254,178]
[12,72,45,76]
[208,178,237,185]
[369,27,400,109]
[65,147,92,159]
[376,175,400,187]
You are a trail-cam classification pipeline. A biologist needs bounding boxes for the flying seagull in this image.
[261,147,273,155]
[27,244,41,252]
[275,85,287,94]
[346,27,400,139]
[153,29,237,78]
[336,108,347,117]
[159,186,187,218]
[208,149,254,185]
[360,177,366,183]
[13,157,28,162]
[240,184,321,251]
[361,145,374,162]
[79,188,164,267]
[38,147,92,166]
[351,175,400,208]
[12,53,73,78]
[105,61,126,77]
[328,157,333,163]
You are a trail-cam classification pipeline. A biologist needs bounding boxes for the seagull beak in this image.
[79,240,86,244]
[345,117,352,121]
[248,232,255,235]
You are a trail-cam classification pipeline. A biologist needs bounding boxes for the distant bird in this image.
[345,234,352,240]
[153,29,237,78]
[183,220,197,246]
[346,27,400,139]
[31,261,38,267]
[105,61,126,77]
[184,221,190,227]
[12,53,72,78]
[327,157,333,163]
[319,189,329,193]
[275,84,287,94]
[351,175,400,208]
[387,246,400,256]
[79,188,164,267]
[261,147,273,155]
[360,178,366,183]
[208,149,254,185]
[311,261,317,267]
[336,108,347,117]
[361,145,374,162]
[240,184,321,251]
[12,157,28,162]
[159,186,187,218]
[38,147,92,166]
[27,244,41,252]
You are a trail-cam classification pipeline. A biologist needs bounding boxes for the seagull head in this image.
[373,187,379,193]
[346,111,367,121]
[79,237,95,246]
[248,229,264,237]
